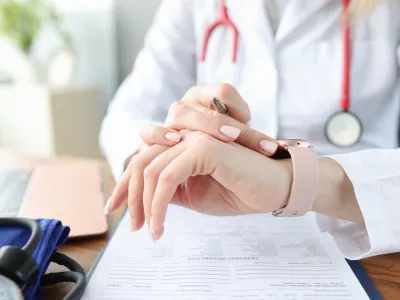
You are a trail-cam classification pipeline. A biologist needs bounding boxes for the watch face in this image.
[278,139,313,149]
[272,139,313,160]
[272,148,291,159]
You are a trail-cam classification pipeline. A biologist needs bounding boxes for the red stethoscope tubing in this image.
[200,0,239,63]
[341,0,351,112]
[201,0,352,112]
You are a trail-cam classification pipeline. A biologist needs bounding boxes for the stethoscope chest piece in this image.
[0,275,23,300]
[325,111,363,148]
[324,0,363,148]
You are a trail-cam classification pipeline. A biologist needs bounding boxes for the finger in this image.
[182,83,251,124]
[166,102,240,142]
[105,163,132,215]
[128,145,169,231]
[166,103,279,156]
[151,148,208,240]
[140,124,181,146]
[142,143,187,239]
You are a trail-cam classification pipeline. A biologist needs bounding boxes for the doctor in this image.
[100,0,400,260]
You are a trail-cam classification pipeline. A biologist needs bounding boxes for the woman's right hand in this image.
[140,83,281,156]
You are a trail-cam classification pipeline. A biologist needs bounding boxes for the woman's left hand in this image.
[105,130,293,241]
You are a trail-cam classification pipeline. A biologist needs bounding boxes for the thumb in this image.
[182,83,251,124]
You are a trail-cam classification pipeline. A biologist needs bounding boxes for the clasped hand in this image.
[105,84,293,240]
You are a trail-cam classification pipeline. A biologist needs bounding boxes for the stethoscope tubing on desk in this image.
[0,218,86,300]
[0,218,42,292]
[0,218,42,255]
[41,252,86,300]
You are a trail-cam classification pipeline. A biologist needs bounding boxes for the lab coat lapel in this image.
[227,0,276,52]
[276,0,332,46]
[225,0,279,138]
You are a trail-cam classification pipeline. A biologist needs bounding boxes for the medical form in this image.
[82,206,370,300]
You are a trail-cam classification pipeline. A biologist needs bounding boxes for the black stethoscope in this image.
[0,218,86,300]
[201,0,362,148]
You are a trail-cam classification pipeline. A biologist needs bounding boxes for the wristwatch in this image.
[271,139,319,217]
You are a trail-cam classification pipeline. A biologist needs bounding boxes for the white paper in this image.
[82,206,370,300]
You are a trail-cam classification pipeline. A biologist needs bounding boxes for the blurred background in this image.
[0,0,161,159]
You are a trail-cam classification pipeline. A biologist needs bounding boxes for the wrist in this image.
[272,155,363,222]
[272,159,294,211]
[280,157,345,216]
[312,158,363,222]
[272,151,319,216]
[312,158,345,214]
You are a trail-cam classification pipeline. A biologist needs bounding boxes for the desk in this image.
[0,151,399,299]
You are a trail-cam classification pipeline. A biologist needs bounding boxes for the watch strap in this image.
[273,146,319,217]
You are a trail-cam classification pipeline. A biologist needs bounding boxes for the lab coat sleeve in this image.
[100,0,196,179]
[316,148,400,260]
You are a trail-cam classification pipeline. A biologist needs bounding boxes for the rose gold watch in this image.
[271,139,319,217]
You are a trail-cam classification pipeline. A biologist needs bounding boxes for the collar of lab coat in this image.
[226,0,335,47]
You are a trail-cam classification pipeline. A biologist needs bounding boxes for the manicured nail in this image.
[150,217,164,241]
[165,132,181,142]
[103,197,112,215]
[130,218,139,232]
[151,226,164,241]
[150,217,158,233]
[220,125,241,139]
[260,140,278,153]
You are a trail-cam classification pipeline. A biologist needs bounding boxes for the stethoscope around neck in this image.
[200,0,363,148]
[0,218,86,300]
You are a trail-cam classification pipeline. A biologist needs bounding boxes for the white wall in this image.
[115,0,161,82]
[46,0,162,103]
[5,0,160,107]
[32,0,118,112]
[52,0,162,103]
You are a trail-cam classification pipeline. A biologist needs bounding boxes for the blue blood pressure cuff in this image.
[0,219,70,300]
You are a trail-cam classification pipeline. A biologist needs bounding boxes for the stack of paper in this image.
[82,206,370,300]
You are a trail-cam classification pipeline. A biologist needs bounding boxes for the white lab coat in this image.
[100,0,400,260]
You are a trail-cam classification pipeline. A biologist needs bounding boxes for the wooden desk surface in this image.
[0,151,399,299]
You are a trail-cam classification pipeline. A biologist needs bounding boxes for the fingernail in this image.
[130,218,135,231]
[103,197,112,215]
[165,132,181,142]
[151,226,164,241]
[260,140,278,153]
[130,217,139,232]
[150,217,158,233]
[150,217,164,241]
[220,125,241,139]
